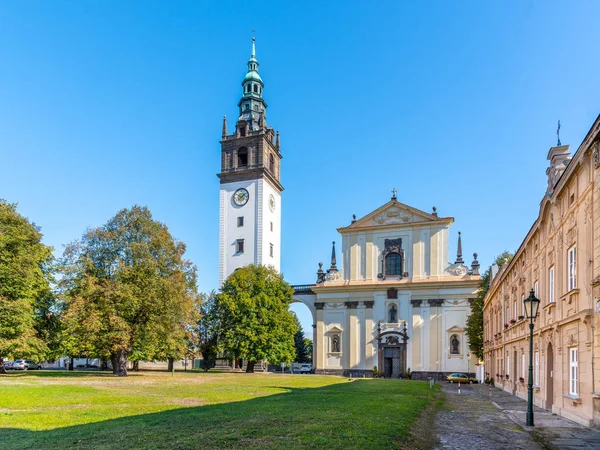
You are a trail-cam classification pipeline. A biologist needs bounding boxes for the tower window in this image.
[238,147,248,167]
[270,243,274,257]
[269,154,275,172]
[237,217,244,227]
[236,239,244,254]
[253,84,258,93]
[246,84,250,93]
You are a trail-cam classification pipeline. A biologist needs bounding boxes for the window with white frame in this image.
[534,280,539,298]
[568,246,577,291]
[506,355,510,377]
[521,294,525,316]
[569,347,578,396]
[521,353,525,379]
[549,266,555,303]
[534,351,539,386]
[513,300,517,320]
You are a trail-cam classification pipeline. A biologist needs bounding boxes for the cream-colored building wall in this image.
[483,117,600,427]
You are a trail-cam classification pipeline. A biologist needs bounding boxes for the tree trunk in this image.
[167,357,174,372]
[100,357,108,371]
[246,361,255,373]
[132,360,139,372]
[69,357,74,371]
[111,351,128,377]
[0,358,6,375]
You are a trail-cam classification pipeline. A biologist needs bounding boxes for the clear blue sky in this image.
[1,1,599,335]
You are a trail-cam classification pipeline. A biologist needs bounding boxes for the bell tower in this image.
[217,38,283,286]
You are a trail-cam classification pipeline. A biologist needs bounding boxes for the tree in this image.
[465,251,513,360]
[195,291,219,371]
[59,206,198,376]
[304,338,313,363]
[214,265,297,372]
[0,200,54,374]
[292,313,310,363]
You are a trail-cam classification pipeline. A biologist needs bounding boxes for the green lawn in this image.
[0,371,440,449]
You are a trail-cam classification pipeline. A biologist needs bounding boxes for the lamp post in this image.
[523,288,540,427]
[467,352,470,382]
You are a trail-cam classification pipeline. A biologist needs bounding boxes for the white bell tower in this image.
[217,38,283,286]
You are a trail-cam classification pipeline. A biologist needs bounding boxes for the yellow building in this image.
[483,115,600,427]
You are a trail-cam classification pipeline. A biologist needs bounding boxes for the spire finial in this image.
[455,231,464,264]
[328,241,338,272]
[222,115,227,138]
[557,120,561,146]
[471,252,480,275]
[251,34,256,58]
[391,188,397,200]
[432,206,438,217]
[276,131,280,150]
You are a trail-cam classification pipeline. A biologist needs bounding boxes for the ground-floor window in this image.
[534,351,539,386]
[569,347,578,396]
[521,353,525,379]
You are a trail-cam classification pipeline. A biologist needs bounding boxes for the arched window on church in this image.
[450,334,460,354]
[253,84,258,93]
[269,154,275,173]
[388,304,398,323]
[246,84,250,93]
[238,147,248,167]
[385,253,402,276]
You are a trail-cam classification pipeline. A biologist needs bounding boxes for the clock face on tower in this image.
[269,194,276,212]
[233,188,249,206]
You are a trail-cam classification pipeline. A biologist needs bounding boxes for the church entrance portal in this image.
[383,347,402,378]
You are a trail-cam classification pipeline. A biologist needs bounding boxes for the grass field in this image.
[0,370,440,449]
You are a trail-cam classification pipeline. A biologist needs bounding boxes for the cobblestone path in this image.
[434,382,542,450]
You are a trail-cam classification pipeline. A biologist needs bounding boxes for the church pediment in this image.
[339,199,449,231]
[447,325,464,333]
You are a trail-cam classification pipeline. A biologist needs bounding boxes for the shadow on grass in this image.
[1,380,439,450]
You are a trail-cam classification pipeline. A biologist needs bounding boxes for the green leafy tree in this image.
[465,251,513,360]
[0,201,54,373]
[292,313,310,363]
[59,206,198,376]
[304,338,313,363]
[214,265,297,372]
[195,291,219,371]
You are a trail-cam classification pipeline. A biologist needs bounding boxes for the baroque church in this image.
[218,39,481,379]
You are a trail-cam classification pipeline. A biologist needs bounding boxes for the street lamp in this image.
[523,288,540,426]
[467,352,470,382]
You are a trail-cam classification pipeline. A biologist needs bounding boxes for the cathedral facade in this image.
[304,197,481,379]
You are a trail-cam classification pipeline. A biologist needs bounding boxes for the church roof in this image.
[337,197,452,233]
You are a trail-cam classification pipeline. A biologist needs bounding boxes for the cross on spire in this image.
[391,188,397,200]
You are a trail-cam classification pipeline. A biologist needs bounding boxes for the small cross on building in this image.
[391,188,397,200]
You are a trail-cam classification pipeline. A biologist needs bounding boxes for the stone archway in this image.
[291,293,317,368]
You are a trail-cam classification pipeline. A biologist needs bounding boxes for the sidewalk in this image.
[478,384,600,449]
[434,382,542,449]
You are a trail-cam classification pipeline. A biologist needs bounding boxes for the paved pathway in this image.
[434,382,600,450]
[434,382,541,449]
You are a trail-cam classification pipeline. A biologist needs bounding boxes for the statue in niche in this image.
[389,304,398,323]
[385,335,399,345]
[450,334,460,354]
[331,334,340,353]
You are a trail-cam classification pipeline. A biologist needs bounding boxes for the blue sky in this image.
[1,1,599,334]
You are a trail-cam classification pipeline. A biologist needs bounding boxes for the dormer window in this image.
[238,147,248,167]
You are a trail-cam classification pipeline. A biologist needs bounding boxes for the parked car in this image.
[11,360,42,370]
[446,373,475,384]
[300,364,312,374]
[2,361,14,369]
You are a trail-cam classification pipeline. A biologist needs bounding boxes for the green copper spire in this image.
[238,37,267,131]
